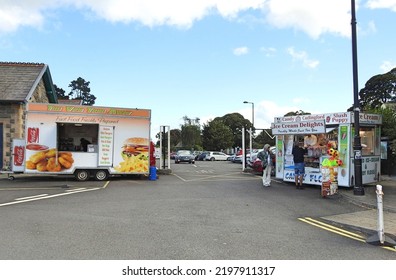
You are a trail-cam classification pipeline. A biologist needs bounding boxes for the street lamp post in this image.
[243,101,254,164]
[351,0,364,195]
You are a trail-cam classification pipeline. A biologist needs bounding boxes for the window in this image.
[360,127,375,156]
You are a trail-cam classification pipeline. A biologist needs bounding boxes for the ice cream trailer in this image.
[271,112,382,188]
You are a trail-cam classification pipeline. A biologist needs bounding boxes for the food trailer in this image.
[8,103,151,181]
[271,112,382,189]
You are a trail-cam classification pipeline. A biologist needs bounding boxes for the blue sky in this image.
[1,0,396,140]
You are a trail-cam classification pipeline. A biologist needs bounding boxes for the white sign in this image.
[98,126,114,166]
[272,120,325,135]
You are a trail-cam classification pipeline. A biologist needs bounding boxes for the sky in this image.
[1,0,396,141]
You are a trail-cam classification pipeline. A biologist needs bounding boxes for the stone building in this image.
[0,62,57,169]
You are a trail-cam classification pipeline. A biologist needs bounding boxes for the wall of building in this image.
[1,79,50,169]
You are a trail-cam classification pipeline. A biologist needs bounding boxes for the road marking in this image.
[15,194,48,201]
[299,217,366,243]
[65,188,86,192]
[0,187,101,207]
[299,217,396,252]
[102,181,111,188]
[172,172,255,182]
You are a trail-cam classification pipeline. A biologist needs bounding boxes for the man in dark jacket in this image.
[292,141,307,189]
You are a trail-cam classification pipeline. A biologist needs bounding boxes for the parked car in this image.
[174,150,195,164]
[252,146,276,175]
[170,152,177,159]
[197,151,209,161]
[205,151,229,161]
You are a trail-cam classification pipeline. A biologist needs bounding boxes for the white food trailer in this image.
[271,112,382,188]
[8,103,151,181]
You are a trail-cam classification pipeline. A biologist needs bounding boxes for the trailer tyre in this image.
[74,170,90,181]
[94,170,109,181]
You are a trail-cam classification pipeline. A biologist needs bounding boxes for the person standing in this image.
[292,141,307,189]
[257,144,273,187]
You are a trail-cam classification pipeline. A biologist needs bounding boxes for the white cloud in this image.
[287,47,319,69]
[264,0,352,38]
[380,61,396,72]
[233,46,249,56]
[1,0,390,39]
[240,100,299,129]
[260,47,277,57]
[366,0,396,11]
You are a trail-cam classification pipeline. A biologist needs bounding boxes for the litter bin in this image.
[149,166,157,181]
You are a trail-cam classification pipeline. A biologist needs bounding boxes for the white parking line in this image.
[15,194,48,201]
[0,187,101,207]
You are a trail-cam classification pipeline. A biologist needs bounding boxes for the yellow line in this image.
[382,246,396,252]
[304,217,364,239]
[298,218,366,243]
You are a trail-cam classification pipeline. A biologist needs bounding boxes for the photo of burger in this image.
[121,137,149,160]
[116,137,149,172]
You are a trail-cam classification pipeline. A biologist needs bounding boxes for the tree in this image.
[215,113,251,148]
[355,67,396,109]
[68,77,96,105]
[169,129,182,148]
[202,119,233,151]
[180,116,202,150]
[255,129,276,147]
[284,110,311,116]
[54,84,67,100]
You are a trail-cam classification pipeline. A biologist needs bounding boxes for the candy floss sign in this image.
[27,127,39,143]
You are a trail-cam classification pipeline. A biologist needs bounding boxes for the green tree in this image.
[356,67,396,109]
[255,129,276,148]
[215,113,251,148]
[180,116,201,150]
[202,119,233,151]
[284,110,311,116]
[54,84,67,100]
[68,77,96,105]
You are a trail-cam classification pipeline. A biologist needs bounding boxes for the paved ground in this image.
[324,175,396,246]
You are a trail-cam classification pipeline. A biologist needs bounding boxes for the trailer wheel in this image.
[94,170,109,181]
[74,170,90,181]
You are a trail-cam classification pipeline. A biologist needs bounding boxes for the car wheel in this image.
[210,157,215,161]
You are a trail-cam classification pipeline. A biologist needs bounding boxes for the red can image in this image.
[13,146,25,166]
[28,127,39,143]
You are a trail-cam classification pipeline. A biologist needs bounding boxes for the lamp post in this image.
[351,0,364,195]
[243,101,254,164]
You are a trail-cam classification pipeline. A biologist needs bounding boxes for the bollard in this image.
[366,185,396,247]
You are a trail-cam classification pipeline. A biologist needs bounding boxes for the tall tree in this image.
[356,67,396,109]
[54,84,67,100]
[202,119,233,151]
[180,116,201,150]
[215,113,251,148]
[284,110,311,116]
[68,77,96,105]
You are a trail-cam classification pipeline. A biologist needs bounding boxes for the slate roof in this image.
[0,62,57,103]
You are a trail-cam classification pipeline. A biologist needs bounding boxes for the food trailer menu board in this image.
[98,126,114,166]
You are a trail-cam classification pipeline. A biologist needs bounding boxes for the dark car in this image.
[197,151,209,161]
[174,150,195,164]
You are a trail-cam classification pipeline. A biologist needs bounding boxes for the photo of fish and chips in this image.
[26,148,74,172]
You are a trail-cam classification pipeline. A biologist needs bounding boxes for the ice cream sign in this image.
[272,120,325,135]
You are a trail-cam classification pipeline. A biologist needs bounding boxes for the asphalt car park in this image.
[0,174,108,207]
